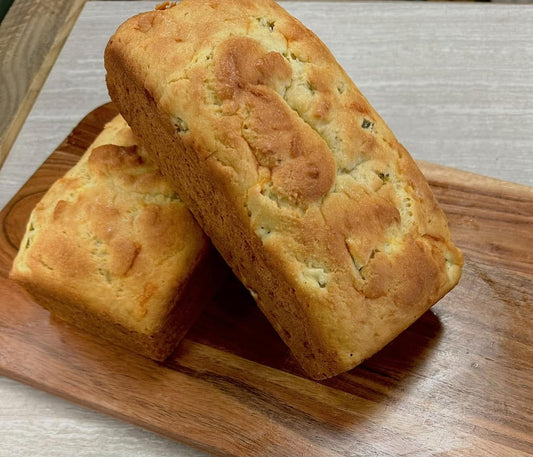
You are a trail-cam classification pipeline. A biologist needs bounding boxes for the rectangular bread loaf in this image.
[105,0,463,378]
[10,114,218,361]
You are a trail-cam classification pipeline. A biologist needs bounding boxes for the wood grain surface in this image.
[0,103,532,456]
[0,0,86,169]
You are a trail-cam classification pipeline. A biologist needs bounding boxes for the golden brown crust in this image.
[10,115,217,360]
[105,0,463,378]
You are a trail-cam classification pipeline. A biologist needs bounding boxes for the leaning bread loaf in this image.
[105,0,463,378]
[10,115,217,361]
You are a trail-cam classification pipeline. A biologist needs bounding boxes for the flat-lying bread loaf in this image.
[10,115,217,361]
[105,0,463,378]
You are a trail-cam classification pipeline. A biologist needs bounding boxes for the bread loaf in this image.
[105,0,463,378]
[10,115,218,360]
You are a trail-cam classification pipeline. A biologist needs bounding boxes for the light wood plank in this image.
[0,0,86,169]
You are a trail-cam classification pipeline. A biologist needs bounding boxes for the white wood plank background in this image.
[0,2,532,456]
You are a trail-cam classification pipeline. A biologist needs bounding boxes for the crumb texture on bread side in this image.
[105,0,463,377]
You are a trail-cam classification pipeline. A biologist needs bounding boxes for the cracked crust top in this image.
[105,0,463,378]
[10,115,210,335]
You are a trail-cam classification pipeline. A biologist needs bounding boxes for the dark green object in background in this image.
[0,0,15,23]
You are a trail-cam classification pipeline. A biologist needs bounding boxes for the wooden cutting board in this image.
[0,103,531,456]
